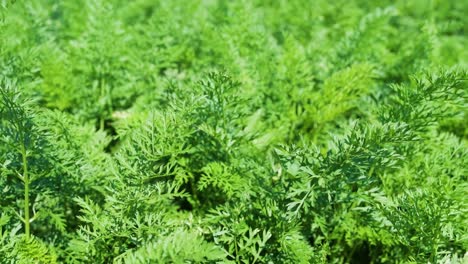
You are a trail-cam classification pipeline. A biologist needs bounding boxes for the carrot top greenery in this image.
[0,0,467,263]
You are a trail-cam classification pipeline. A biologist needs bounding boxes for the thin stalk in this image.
[21,144,30,238]
[100,117,105,131]
[99,77,106,131]
[234,238,240,263]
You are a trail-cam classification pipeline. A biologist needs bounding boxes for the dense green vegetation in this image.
[1,0,467,263]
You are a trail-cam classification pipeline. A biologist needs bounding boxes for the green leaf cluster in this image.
[1,0,467,263]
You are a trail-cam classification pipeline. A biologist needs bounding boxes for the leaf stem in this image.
[21,144,30,238]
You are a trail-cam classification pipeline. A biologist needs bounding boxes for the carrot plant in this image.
[1,0,467,263]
